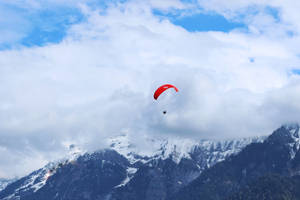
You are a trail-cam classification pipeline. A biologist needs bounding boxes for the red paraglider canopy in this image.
[153,84,179,100]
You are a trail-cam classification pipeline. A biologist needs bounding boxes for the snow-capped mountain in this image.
[108,134,265,200]
[0,133,265,200]
[266,124,300,159]
[108,133,265,170]
[172,124,300,200]
[0,179,16,192]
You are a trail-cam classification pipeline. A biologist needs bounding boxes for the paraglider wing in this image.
[153,84,179,100]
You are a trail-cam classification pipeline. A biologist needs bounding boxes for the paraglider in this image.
[153,84,179,100]
[154,84,178,114]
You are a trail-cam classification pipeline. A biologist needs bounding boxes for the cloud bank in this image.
[1,0,300,177]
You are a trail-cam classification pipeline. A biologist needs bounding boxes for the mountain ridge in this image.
[172,124,300,200]
[0,133,265,200]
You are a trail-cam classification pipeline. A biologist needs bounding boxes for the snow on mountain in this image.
[264,124,300,160]
[1,159,74,199]
[0,144,86,199]
[0,168,48,200]
[0,133,266,200]
[195,137,266,168]
[108,133,266,167]
[0,179,16,192]
[107,134,195,164]
[28,145,86,192]
[171,125,300,200]
[114,167,138,188]
[283,124,300,159]
[108,134,150,164]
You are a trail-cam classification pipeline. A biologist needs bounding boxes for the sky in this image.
[1,0,300,178]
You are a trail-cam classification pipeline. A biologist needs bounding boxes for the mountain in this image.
[108,134,264,171]
[109,135,264,200]
[0,134,263,200]
[172,124,300,200]
[227,174,300,200]
[0,179,16,192]
[0,150,130,200]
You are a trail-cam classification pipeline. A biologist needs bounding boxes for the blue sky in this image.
[154,9,247,32]
[0,2,85,49]
[0,0,253,50]
[0,1,283,49]
[21,7,84,47]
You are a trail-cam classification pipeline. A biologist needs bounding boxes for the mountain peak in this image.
[267,124,299,143]
[265,124,300,160]
[283,123,300,137]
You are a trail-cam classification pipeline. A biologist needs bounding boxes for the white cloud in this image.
[196,0,300,35]
[1,0,300,178]
[149,0,191,11]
